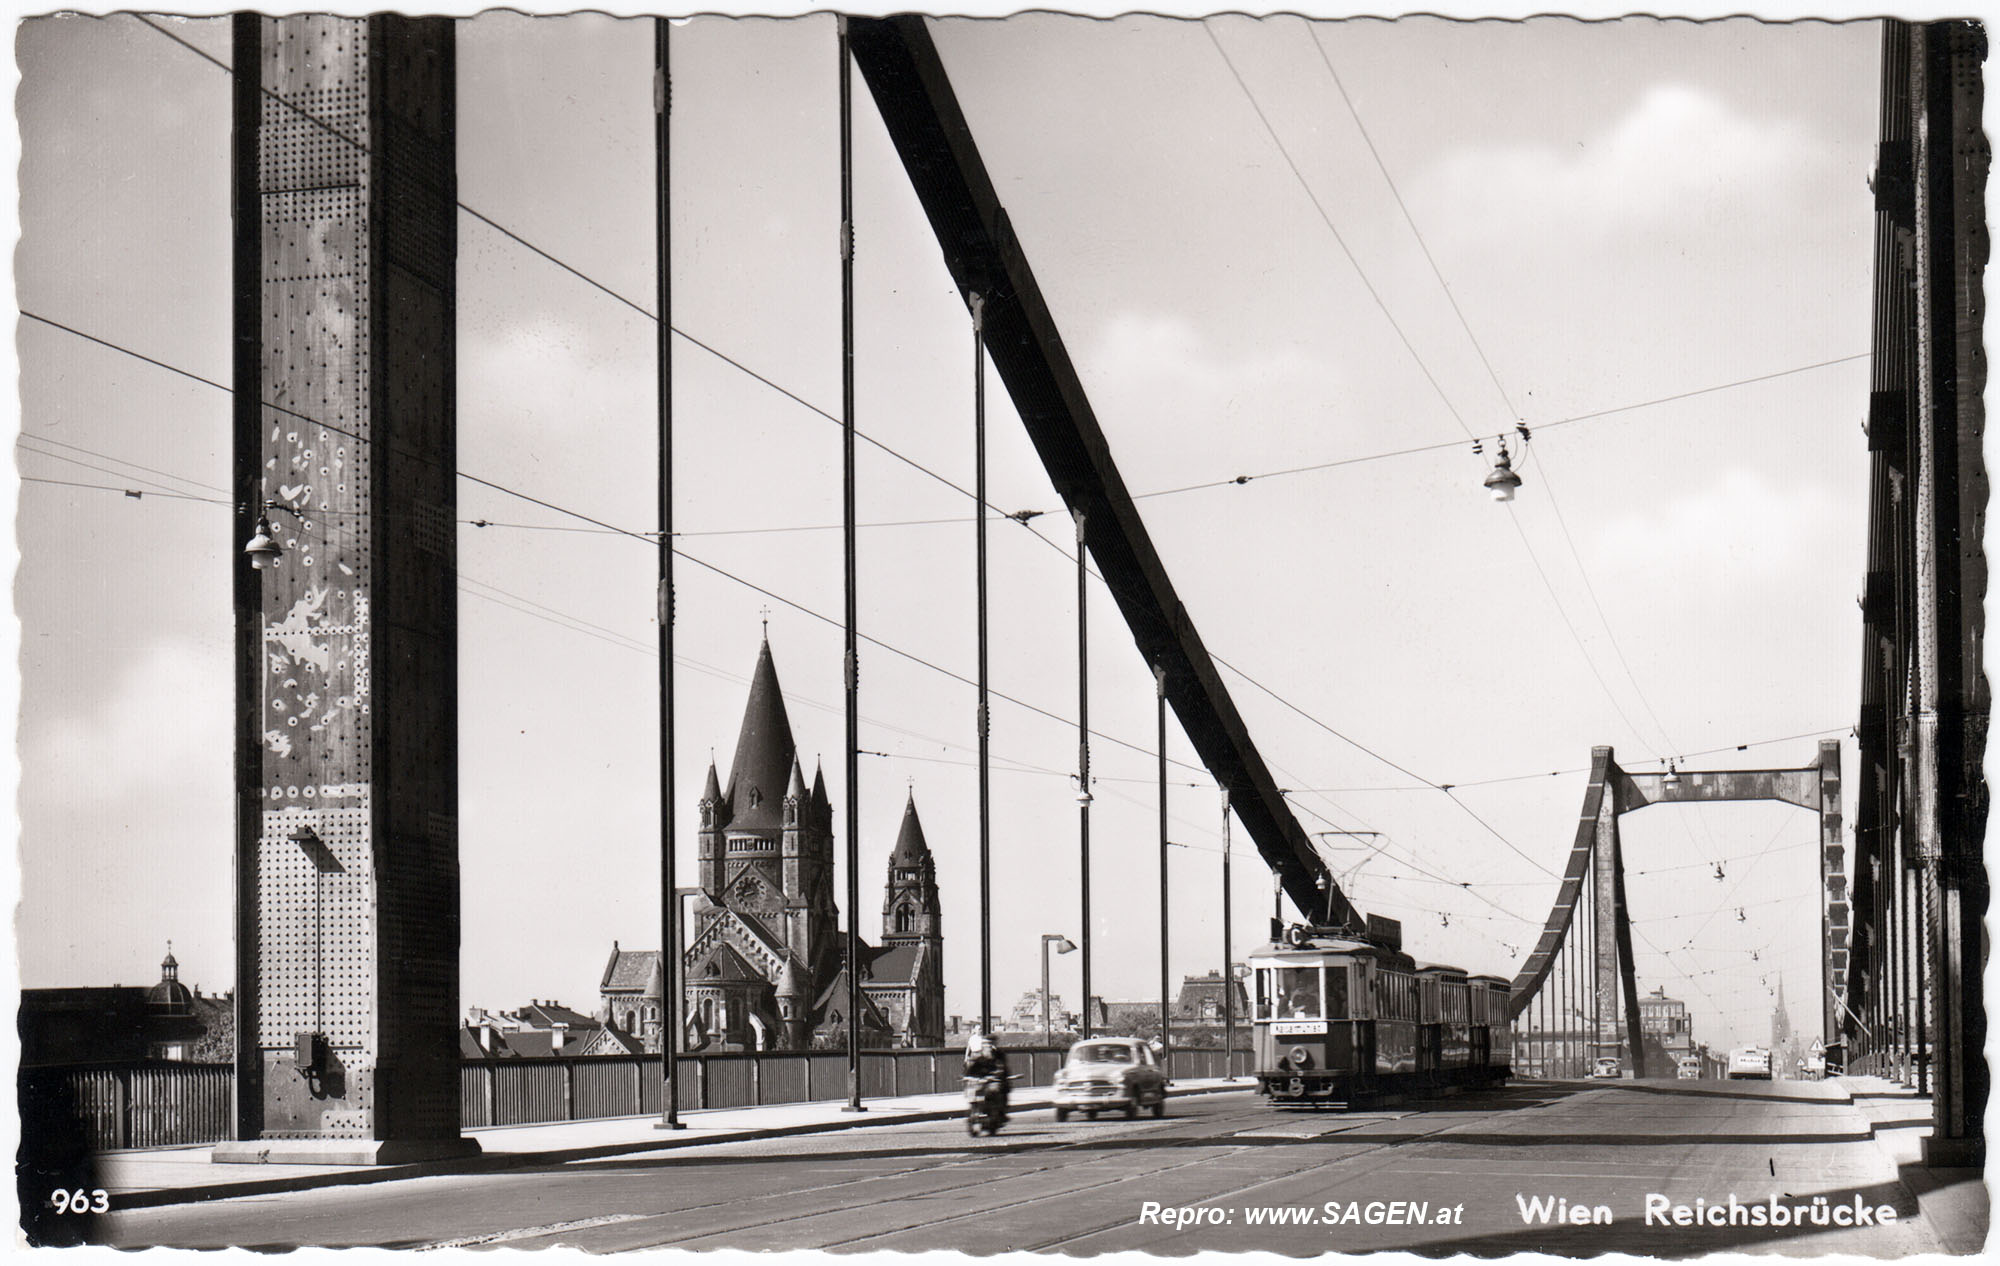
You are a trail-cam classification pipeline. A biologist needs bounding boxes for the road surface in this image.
[105,1080,1946,1255]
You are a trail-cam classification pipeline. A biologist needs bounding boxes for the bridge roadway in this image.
[101,1076,1978,1255]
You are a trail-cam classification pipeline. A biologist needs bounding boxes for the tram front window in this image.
[1277,968,1321,1019]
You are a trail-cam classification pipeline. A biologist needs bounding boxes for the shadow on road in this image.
[1563,1078,1853,1106]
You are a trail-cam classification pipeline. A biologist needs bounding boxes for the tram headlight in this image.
[1288,1045,1314,1070]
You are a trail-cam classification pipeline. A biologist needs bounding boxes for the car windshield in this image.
[1070,1043,1134,1065]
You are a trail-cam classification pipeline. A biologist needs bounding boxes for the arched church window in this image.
[896,905,913,934]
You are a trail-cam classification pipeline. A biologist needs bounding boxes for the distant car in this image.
[1053,1037,1169,1121]
[1677,1057,1702,1080]
[1726,1046,1772,1080]
[1589,1057,1623,1080]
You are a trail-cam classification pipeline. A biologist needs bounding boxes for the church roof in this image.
[811,968,895,1034]
[888,790,933,869]
[584,1023,647,1057]
[727,638,799,832]
[601,946,661,993]
[864,944,924,985]
[693,942,765,984]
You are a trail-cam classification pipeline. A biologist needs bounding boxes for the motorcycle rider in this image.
[963,1032,1011,1124]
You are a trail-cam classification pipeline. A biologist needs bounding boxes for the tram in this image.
[1249,922,1512,1108]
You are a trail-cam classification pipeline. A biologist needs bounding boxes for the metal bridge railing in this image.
[29,1045,1253,1151]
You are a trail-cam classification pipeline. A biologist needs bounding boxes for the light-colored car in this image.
[1053,1037,1169,1121]
[1589,1056,1623,1080]
[1677,1058,1702,1080]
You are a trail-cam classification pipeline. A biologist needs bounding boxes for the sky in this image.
[14,9,1892,1052]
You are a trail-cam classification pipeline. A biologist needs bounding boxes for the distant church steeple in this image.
[883,790,942,946]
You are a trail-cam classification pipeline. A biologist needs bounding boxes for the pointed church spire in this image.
[889,790,933,869]
[726,637,798,830]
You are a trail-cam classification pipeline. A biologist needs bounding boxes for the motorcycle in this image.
[964,1073,1013,1136]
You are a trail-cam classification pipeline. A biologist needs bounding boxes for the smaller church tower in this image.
[697,759,727,899]
[883,791,943,947]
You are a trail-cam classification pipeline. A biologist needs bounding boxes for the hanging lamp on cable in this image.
[1479,422,1532,502]
[243,499,298,570]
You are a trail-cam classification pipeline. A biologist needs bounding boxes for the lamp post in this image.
[837,14,865,1115]
[1042,935,1076,1045]
[1073,507,1092,1038]
[1220,792,1234,1080]
[1156,664,1170,1060]
[653,13,685,1133]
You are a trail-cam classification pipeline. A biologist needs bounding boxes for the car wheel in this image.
[1085,1110,1097,1121]
[966,1115,980,1137]
[1151,1098,1166,1118]
[1125,1102,1138,1120]
[1055,1108,1070,1123]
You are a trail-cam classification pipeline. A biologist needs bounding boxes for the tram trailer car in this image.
[1469,974,1513,1081]
[1249,928,1512,1107]
[1418,964,1474,1089]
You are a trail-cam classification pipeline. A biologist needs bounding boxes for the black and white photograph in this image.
[11,2,1990,1255]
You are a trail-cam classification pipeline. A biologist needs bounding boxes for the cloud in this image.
[1420,84,1832,249]
[28,639,232,809]
[1077,310,1334,457]
[1592,467,1838,578]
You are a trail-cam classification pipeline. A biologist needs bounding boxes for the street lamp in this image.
[1042,934,1076,1045]
[243,499,304,570]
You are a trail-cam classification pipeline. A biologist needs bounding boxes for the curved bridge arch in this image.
[1509,742,1843,1078]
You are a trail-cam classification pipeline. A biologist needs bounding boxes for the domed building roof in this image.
[147,946,193,1016]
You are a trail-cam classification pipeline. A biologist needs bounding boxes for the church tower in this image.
[685,634,842,1049]
[883,792,942,948]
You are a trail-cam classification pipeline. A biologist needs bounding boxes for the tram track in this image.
[1013,1106,1480,1252]
[660,1093,1509,1253]
[435,1095,1273,1251]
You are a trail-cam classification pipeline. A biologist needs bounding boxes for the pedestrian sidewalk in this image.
[97,1077,1249,1212]
[1837,1076,1988,1255]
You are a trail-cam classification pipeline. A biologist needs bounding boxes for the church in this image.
[599,636,945,1051]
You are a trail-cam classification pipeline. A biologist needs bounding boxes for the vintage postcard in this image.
[12,1,1988,1256]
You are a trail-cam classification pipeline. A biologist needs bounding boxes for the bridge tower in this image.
[221,15,470,1163]
[1510,744,1843,1080]
[1854,19,1987,1167]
